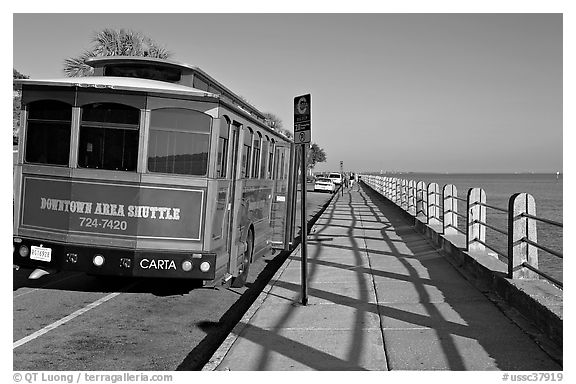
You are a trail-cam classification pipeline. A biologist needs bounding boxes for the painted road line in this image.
[13,283,136,349]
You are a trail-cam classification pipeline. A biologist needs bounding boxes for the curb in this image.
[202,242,302,370]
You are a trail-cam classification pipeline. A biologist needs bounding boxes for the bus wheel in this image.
[231,230,253,288]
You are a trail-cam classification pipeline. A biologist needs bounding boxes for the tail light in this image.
[19,245,29,258]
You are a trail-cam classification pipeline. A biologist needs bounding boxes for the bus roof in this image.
[14,76,217,99]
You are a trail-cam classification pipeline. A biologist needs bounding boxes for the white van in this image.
[328,172,343,185]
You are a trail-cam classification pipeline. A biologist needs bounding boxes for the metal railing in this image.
[362,175,563,288]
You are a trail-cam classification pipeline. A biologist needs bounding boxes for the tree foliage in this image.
[13,69,29,144]
[63,28,171,77]
[263,112,293,138]
[308,143,326,170]
[13,68,28,82]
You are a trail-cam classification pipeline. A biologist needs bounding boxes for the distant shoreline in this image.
[361,172,563,176]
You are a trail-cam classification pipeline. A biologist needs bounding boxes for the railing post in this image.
[508,193,538,279]
[408,180,416,215]
[443,184,458,235]
[401,179,408,210]
[382,177,386,196]
[382,177,386,197]
[416,181,428,222]
[467,188,486,252]
[395,178,401,205]
[428,183,441,226]
[399,179,404,207]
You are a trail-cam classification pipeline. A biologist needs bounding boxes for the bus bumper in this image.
[13,237,216,280]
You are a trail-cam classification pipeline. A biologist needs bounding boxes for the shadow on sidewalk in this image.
[218,184,561,370]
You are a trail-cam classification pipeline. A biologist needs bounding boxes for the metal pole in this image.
[300,144,308,305]
[340,162,344,197]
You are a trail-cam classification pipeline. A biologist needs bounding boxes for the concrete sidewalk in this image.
[205,185,561,371]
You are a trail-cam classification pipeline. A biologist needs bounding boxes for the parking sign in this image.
[294,94,311,144]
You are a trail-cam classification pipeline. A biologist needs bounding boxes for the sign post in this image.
[294,94,311,306]
[340,161,344,196]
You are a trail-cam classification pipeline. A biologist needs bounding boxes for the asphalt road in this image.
[13,186,335,371]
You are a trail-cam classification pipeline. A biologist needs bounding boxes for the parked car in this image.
[314,177,336,193]
[328,172,343,185]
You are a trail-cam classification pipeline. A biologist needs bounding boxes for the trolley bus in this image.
[13,56,297,287]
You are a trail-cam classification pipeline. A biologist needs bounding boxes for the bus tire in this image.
[231,230,253,288]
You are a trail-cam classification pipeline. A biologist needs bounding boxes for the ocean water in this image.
[377,173,563,283]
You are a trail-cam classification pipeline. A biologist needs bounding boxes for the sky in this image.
[10,9,567,173]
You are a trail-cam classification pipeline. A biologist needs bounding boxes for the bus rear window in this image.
[147,108,211,176]
[78,103,140,171]
[25,100,72,166]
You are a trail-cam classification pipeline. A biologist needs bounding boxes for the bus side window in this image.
[78,103,140,171]
[216,136,228,178]
[241,128,253,178]
[267,140,275,179]
[147,108,212,176]
[216,118,230,179]
[251,132,262,178]
[280,151,286,179]
[260,137,269,179]
[25,100,72,166]
[273,147,285,180]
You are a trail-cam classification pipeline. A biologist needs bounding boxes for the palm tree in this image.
[63,28,172,77]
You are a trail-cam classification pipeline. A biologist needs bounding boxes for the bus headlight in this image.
[182,260,193,272]
[93,254,105,267]
[200,261,211,273]
[19,245,29,258]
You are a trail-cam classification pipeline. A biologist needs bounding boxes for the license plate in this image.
[30,246,52,262]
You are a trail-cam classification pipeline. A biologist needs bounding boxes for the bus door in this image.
[225,123,242,275]
[270,142,297,250]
